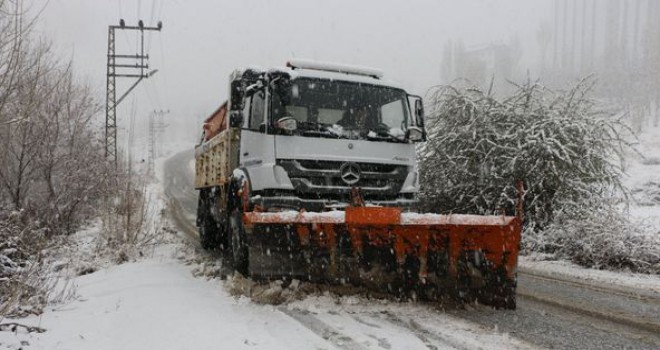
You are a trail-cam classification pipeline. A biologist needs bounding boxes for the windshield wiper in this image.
[300,129,343,138]
[368,135,407,143]
[296,122,348,138]
[365,129,407,143]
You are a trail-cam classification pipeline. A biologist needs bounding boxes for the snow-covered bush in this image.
[100,171,164,262]
[419,79,632,229]
[0,213,52,317]
[417,79,660,273]
[523,209,660,274]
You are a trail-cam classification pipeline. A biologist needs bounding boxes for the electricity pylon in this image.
[148,109,168,176]
[106,19,163,167]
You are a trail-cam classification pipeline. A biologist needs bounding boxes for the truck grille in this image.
[277,159,408,200]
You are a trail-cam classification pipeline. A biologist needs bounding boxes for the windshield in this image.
[271,78,410,142]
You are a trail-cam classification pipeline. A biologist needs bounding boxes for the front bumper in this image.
[251,194,418,212]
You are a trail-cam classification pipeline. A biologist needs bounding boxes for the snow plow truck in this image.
[194,59,522,309]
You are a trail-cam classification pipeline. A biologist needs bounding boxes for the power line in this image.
[117,0,134,51]
[147,0,157,52]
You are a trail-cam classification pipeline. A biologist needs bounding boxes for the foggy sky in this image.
[32,0,553,157]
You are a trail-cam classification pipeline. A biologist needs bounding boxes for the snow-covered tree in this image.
[418,79,632,230]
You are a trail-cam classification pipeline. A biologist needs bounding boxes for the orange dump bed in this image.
[203,102,228,141]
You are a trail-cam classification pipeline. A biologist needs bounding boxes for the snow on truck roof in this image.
[235,59,405,90]
[287,59,383,79]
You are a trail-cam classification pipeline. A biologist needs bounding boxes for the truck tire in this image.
[229,208,249,276]
[199,216,216,250]
[227,180,250,277]
[198,193,218,250]
[489,270,517,310]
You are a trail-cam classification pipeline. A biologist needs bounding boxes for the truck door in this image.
[239,91,276,184]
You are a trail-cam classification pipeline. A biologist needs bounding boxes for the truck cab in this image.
[223,59,426,212]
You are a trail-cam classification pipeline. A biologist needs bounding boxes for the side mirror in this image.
[406,126,424,142]
[408,95,427,141]
[276,116,297,131]
[230,80,244,111]
[414,98,425,128]
[229,111,243,128]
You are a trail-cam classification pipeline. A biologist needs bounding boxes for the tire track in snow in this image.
[163,150,201,247]
[279,308,370,350]
[352,314,441,350]
[281,307,465,350]
[167,188,199,241]
[376,312,469,350]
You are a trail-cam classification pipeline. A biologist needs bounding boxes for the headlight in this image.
[276,117,297,131]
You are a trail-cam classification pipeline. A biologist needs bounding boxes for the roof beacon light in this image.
[286,59,383,79]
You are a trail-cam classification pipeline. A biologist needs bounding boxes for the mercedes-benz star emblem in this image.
[340,162,361,185]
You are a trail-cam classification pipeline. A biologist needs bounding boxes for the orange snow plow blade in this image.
[243,207,521,309]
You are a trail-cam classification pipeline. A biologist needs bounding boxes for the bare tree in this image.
[0,0,39,124]
[0,0,125,321]
[30,63,105,233]
[0,41,56,210]
[0,0,109,234]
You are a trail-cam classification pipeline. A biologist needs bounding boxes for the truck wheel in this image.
[229,208,249,276]
[215,213,230,253]
[199,216,216,250]
[198,193,217,250]
[490,271,517,310]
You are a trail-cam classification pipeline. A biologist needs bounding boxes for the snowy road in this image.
[0,247,537,350]
[162,150,660,349]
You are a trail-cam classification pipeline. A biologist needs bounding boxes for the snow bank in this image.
[0,258,336,350]
[520,256,660,298]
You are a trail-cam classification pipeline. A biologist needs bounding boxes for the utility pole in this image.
[148,109,168,176]
[106,19,162,167]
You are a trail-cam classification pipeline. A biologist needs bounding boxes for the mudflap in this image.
[243,208,521,309]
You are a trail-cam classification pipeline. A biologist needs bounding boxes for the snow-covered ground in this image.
[1,150,534,350]
[520,256,660,297]
[3,119,659,349]
[0,241,536,350]
[1,198,533,350]
[623,122,660,223]
[0,254,339,350]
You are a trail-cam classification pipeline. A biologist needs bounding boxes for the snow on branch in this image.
[0,322,46,333]
[418,78,633,229]
[417,79,660,273]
